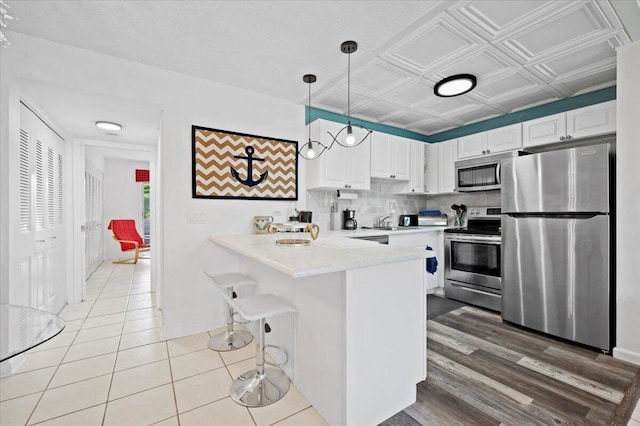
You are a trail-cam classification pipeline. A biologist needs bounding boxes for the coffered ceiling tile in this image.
[351,61,413,95]
[387,21,478,71]
[420,96,478,116]
[557,67,617,95]
[383,79,437,107]
[434,48,515,82]
[352,101,404,121]
[447,106,501,125]
[537,39,617,77]
[472,73,538,99]
[417,119,464,135]
[314,88,370,113]
[493,90,558,113]
[383,111,434,128]
[455,0,551,38]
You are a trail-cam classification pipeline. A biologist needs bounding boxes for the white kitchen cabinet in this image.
[424,143,439,194]
[487,123,523,153]
[371,133,410,181]
[438,139,457,193]
[457,123,522,159]
[523,100,615,148]
[387,231,445,294]
[566,100,616,140]
[394,141,425,194]
[306,119,371,190]
[457,132,488,159]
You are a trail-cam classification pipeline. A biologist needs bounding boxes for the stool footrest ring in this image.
[264,344,289,367]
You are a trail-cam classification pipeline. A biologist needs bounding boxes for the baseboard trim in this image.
[161,318,226,341]
[613,347,640,366]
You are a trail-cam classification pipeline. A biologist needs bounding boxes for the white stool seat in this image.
[203,271,256,352]
[204,271,256,289]
[227,294,296,321]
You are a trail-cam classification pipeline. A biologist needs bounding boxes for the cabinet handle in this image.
[411,189,415,192]
[566,135,572,140]
[486,149,490,153]
[560,136,565,140]
[482,150,486,154]
[37,239,46,243]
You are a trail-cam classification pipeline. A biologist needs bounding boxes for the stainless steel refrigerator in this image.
[501,143,614,351]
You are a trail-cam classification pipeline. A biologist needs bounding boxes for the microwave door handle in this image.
[496,162,501,185]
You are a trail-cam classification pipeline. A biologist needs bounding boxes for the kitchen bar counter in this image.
[209,233,426,425]
[208,233,429,278]
[323,225,447,238]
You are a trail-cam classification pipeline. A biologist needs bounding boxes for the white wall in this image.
[1,32,305,339]
[615,40,640,365]
[103,159,150,260]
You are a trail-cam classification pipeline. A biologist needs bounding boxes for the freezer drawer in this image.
[501,214,611,350]
[502,143,611,214]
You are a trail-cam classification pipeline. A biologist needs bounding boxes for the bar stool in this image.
[225,293,296,407]
[203,271,256,351]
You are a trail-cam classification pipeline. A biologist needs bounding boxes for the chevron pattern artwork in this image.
[192,126,298,200]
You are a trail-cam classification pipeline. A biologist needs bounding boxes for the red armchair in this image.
[107,219,150,264]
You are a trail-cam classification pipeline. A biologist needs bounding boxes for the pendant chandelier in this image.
[298,41,372,160]
[298,74,327,160]
[328,41,372,148]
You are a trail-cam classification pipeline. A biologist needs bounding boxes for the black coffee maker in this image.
[343,209,357,230]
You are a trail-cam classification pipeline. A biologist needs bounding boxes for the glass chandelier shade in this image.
[298,74,328,160]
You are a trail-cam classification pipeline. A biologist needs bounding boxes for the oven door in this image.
[444,234,501,290]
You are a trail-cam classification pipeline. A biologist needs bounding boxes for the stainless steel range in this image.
[444,207,501,311]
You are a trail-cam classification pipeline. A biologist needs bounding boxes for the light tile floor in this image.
[0,260,328,426]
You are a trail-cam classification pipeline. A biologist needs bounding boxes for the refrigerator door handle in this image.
[505,213,602,219]
[496,162,501,185]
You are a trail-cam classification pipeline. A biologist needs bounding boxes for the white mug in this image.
[254,215,274,234]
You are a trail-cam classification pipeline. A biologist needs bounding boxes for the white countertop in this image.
[209,234,429,278]
[324,226,447,238]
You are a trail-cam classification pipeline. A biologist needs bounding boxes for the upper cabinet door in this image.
[566,100,616,140]
[523,112,567,148]
[370,133,391,178]
[391,136,410,181]
[487,123,522,153]
[409,141,424,193]
[424,143,439,194]
[347,128,371,190]
[457,133,488,159]
[438,139,457,193]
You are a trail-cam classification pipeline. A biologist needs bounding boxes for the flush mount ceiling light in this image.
[328,41,372,148]
[434,74,477,97]
[298,74,327,160]
[95,121,122,131]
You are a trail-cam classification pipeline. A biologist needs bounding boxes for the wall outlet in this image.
[187,209,206,224]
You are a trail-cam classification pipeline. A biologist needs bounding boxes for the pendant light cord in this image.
[307,81,311,141]
[347,52,351,123]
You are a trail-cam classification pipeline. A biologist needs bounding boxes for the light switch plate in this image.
[187,209,206,224]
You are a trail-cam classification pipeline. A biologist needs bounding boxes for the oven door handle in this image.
[445,235,501,243]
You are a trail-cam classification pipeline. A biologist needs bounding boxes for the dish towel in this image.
[426,245,438,275]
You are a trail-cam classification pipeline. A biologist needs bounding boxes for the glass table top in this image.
[0,304,66,363]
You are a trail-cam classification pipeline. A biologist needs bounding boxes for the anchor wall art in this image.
[192,125,298,200]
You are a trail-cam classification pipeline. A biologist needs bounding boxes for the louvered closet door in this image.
[85,161,104,277]
[17,104,67,313]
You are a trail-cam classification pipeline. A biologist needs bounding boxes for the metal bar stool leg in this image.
[230,317,290,407]
[207,287,253,351]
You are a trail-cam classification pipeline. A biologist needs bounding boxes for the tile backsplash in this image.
[305,183,501,231]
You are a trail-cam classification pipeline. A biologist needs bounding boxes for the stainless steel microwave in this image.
[454,151,523,192]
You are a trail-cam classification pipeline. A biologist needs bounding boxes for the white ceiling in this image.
[6,0,637,138]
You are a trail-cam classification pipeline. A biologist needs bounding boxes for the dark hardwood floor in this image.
[382,303,640,425]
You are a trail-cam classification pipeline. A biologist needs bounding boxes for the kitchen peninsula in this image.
[209,234,428,426]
